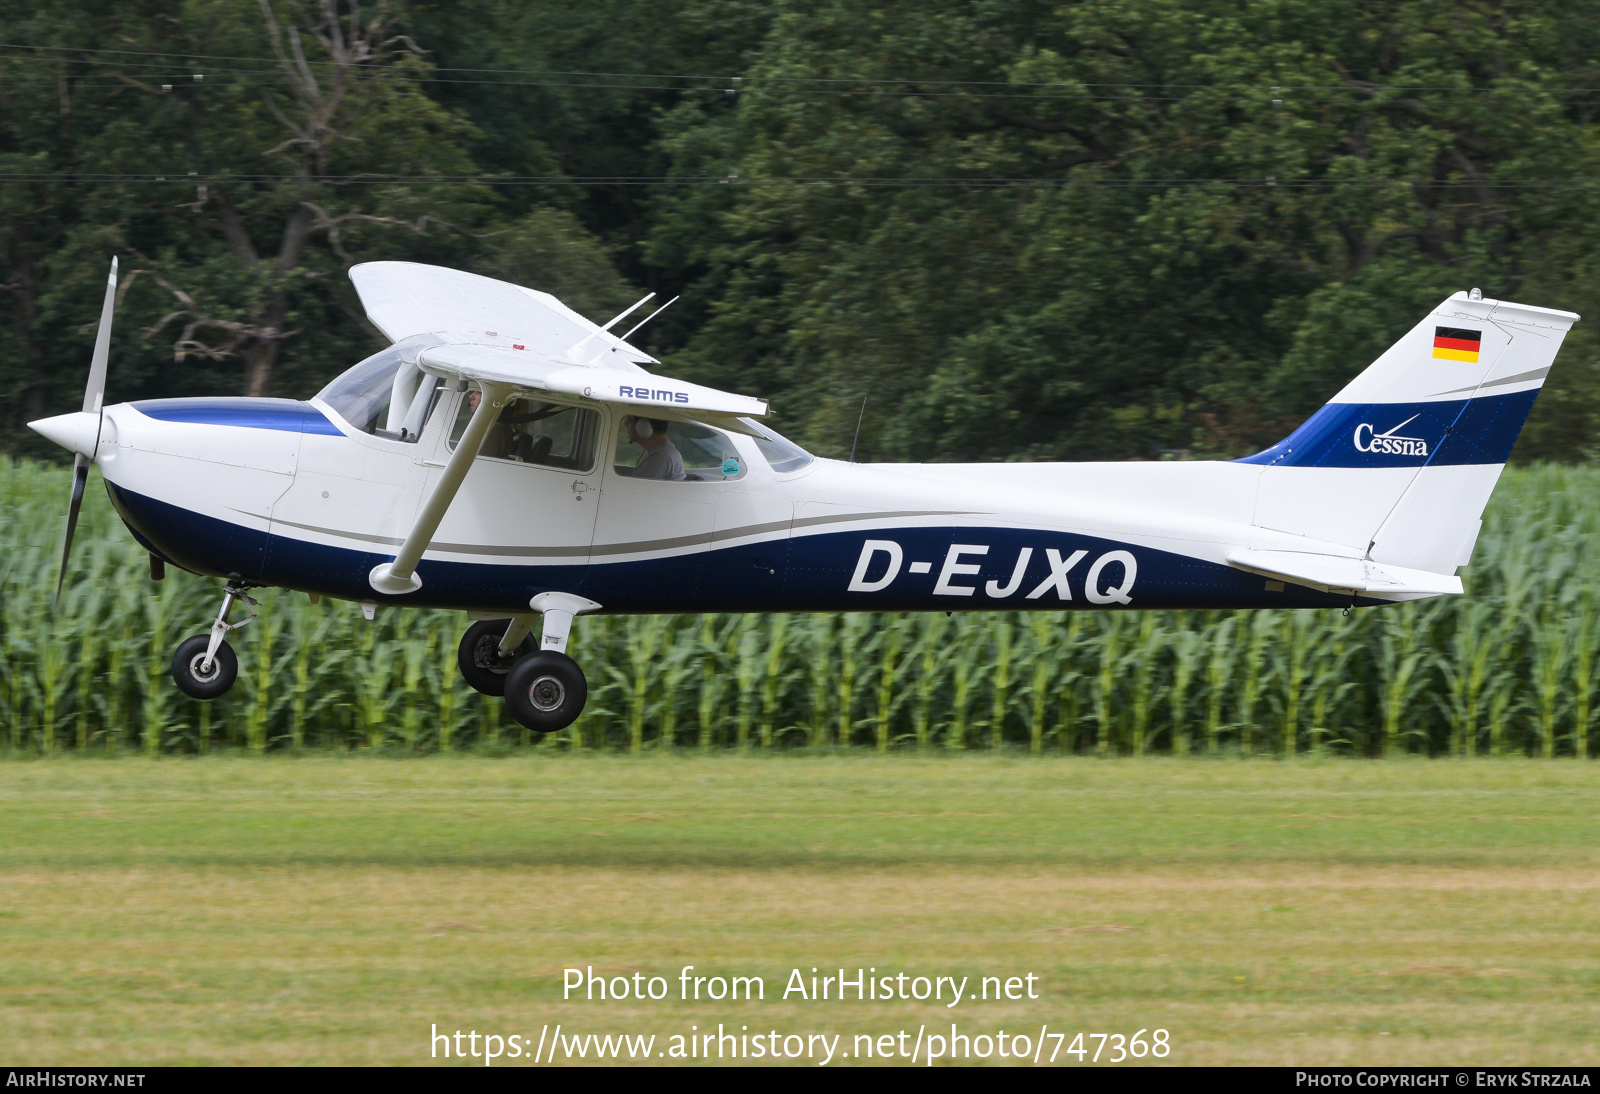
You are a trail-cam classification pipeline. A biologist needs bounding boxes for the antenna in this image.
[619,295,680,343]
[598,292,655,332]
[849,395,867,463]
[567,292,655,361]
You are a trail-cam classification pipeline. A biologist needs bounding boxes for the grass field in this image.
[1,755,1596,1066]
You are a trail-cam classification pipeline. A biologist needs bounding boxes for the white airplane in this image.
[29,260,1577,734]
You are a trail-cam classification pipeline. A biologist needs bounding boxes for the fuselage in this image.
[93,388,1373,617]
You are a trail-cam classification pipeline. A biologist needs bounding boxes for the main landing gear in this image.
[171,583,256,700]
[455,592,599,735]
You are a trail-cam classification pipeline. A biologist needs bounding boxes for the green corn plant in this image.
[243,602,287,753]
[400,627,435,751]
[1271,611,1316,756]
[1167,618,1206,755]
[138,578,185,755]
[696,614,728,751]
[1052,612,1089,750]
[873,618,906,752]
[759,614,792,749]
[1306,617,1358,755]
[835,612,869,750]
[944,616,984,750]
[1092,613,1128,756]
[435,616,465,752]
[1376,605,1429,756]
[656,617,697,751]
[1438,598,1500,757]
[70,546,110,751]
[1020,613,1060,755]
[982,615,1015,751]
[1203,616,1237,753]
[353,626,399,750]
[909,613,951,750]
[36,619,72,753]
[1235,611,1274,754]
[1529,603,1573,760]
[612,613,668,753]
[1568,587,1598,760]
[1127,613,1163,757]
[733,615,762,751]
[802,614,834,749]
[1486,669,1520,756]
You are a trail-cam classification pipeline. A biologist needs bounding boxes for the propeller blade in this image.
[54,454,89,610]
[54,257,117,609]
[83,256,117,416]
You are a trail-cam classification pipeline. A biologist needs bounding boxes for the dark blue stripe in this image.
[1234,388,1538,468]
[131,397,343,436]
[106,484,1377,614]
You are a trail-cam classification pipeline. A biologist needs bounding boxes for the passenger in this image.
[624,415,685,481]
[466,388,514,460]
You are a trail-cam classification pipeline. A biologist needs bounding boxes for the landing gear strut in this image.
[499,592,599,735]
[171,583,256,700]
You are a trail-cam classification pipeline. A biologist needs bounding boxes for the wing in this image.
[417,344,767,422]
[349,261,768,424]
[349,260,655,370]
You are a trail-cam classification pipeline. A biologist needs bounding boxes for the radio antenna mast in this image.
[619,295,679,343]
[849,395,867,463]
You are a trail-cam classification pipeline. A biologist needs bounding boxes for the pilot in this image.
[624,415,685,481]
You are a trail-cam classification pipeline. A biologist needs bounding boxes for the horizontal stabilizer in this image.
[418,344,768,419]
[1225,548,1463,597]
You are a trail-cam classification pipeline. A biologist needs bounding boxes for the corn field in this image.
[1,460,1597,757]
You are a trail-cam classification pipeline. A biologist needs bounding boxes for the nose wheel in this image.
[171,634,239,700]
[171,583,256,700]
[503,651,588,734]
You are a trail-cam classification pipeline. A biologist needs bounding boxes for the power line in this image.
[0,172,1593,190]
[2,40,1598,96]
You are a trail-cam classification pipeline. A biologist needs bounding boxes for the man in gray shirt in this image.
[623,415,686,480]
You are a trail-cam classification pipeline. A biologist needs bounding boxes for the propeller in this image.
[54,256,118,609]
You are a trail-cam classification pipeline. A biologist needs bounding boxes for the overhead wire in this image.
[0,172,1593,190]
[1,40,1598,97]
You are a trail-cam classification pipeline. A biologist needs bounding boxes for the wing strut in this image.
[369,382,512,595]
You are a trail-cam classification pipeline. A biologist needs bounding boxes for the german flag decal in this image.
[1433,326,1481,363]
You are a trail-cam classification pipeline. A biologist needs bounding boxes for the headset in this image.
[633,417,653,440]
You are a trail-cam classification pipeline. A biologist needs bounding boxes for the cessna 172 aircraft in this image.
[29,260,1577,733]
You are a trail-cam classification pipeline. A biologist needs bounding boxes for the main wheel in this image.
[171,634,238,700]
[457,619,537,696]
[503,651,588,734]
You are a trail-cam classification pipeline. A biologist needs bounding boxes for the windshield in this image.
[318,346,403,432]
[316,341,440,441]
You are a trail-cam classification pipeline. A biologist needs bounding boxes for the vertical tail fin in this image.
[1240,291,1578,573]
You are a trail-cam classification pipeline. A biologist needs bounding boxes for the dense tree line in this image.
[2,0,1598,463]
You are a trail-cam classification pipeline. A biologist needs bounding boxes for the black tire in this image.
[503,651,587,734]
[457,619,537,696]
[171,634,239,700]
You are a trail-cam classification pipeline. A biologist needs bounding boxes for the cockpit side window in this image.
[316,344,440,443]
[448,387,601,472]
[613,416,746,482]
[743,419,814,472]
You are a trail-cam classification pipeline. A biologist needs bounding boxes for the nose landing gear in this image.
[171,583,256,700]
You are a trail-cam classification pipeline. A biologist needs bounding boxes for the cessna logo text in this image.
[619,384,690,404]
[1353,414,1429,457]
[847,540,1137,604]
